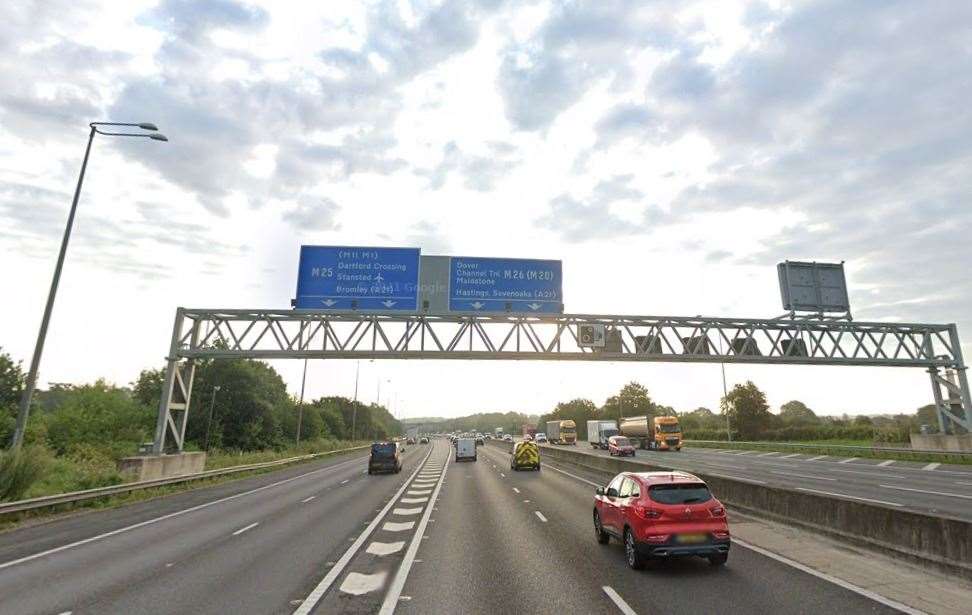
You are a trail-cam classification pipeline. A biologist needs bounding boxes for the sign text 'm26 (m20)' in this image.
[294,246,420,310]
[449,256,562,314]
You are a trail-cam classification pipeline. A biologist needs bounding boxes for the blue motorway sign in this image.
[449,256,562,313]
[294,246,420,310]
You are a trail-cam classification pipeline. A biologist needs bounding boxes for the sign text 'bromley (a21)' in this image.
[293,245,420,310]
[449,256,562,314]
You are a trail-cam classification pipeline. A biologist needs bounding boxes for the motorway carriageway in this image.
[550,442,972,520]
[0,440,914,614]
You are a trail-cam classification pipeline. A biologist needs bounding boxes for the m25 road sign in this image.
[294,246,420,310]
[449,256,562,314]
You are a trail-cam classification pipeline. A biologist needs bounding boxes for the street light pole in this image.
[204,385,221,452]
[10,122,167,450]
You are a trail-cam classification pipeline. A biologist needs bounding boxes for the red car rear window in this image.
[648,483,712,505]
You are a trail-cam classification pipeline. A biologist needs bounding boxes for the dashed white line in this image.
[838,457,859,464]
[400,497,428,504]
[407,489,432,496]
[780,453,801,459]
[301,496,316,503]
[232,522,259,536]
[796,487,903,507]
[806,455,827,461]
[535,511,548,522]
[879,484,972,500]
[366,541,405,556]
[500,473,506,478]
[704,472,767,486]
[758,451,780,457]
[770,470,836,482]
[827,468,906,479]
[602,586,637,615]
[340,571,387,596]
[340,479,350,485]
[512,487,520,494]
[393,507,424,516]
[877,460,896,467]
[923,462,941,471]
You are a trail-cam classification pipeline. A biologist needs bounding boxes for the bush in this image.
[0,445,49,502]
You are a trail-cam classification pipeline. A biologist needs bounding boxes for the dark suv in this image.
[368,441,402,474]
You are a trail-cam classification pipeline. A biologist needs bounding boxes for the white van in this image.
[456,438,477,462]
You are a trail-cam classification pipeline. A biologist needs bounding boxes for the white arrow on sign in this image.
[470,302,485,310]
[527,303,542,311]
[321,299,337,307]
[381,300,397,308]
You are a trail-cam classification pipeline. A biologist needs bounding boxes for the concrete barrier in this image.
[910,433,972,452]
[118,452,207,481]
[512,440,972,580]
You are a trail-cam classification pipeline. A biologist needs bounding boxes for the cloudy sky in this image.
[2,0,969,420]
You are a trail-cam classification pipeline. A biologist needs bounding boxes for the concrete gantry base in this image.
[910,433,972,452]
[117,452,207,482]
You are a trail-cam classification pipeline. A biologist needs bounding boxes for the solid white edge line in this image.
[232,522,258,536]
[0,455,366,572]
[879,484,972,500]
[542,462,600,487]
[301,496,316,503]
[796,487,903,507]
[733,539,927,615]
[602,586,637,615]
[292,445,435,615]
[922,462,940,471]
[770,470,836,482]
[546,455,924,615]
[378,451,450,615]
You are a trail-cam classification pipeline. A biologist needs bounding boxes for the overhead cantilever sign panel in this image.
[294,245,420,310]
[777,260,850,313]
[449,256,563,314]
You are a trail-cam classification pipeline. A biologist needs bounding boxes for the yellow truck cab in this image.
[653,416,682,450]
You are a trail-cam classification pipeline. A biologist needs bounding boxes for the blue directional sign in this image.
[449,256,562,314]
[295,246,420,310]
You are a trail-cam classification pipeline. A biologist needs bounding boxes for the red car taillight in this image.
[712,530,730,540]
[709,506,725,518]
[645,534,669,544]
[634,505,662,519]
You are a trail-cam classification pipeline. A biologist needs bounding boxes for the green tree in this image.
[779,400,818,425]
[721,381,771,440]
[132,368,165,409]
[602,382,655,422]
[0,348,25,444]
[914,404,939,433]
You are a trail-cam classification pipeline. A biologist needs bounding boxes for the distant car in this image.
[476,436,485,446]
[420,437,429,444]
[503,434,513,442]
[368,441,403,474]
[608,435,636,457]
[593,472,730,569]
[484,434,492,440]
[535,433,547,443]
[511,440,540,471]
[406,437,416,445]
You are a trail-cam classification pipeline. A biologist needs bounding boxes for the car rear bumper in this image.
[638,539,730,558]
[369,463,398,473]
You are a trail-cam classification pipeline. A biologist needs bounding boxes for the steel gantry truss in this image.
[153,308,971,452]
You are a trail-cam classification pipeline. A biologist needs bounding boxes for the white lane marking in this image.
[806,455,827,461]
[957,481,972,486]
[524,500,530,503]
[292,446,435,615]
[602,586,637,615]
[407,489,432,496]
[366,541,405,556]
[232,522,259,536]
[879,484,972,500]
[340,479,350,485]
[379,452,450,615]
[877,460,895,467]
[535,511,548,522]
[758,451,780,457]
[301,496,316,503]
[734,539,926,615]
[770,470,836,482]
[393,507,423,516]
[512,487,520,494]
[542,462,600,486]
[827,468,906,479]
[340,571,387,596]
[57,612,72,615]
[412,480,436,486]
[383,521,416,531]
[704,472,767,486]
[780,453,801,459]
[400,497,428,504]
[838,457,859,464]
[923,462,941,471]
[797,487,903,507]
[736,450,756,455]
[0,454,366,572]
[500,473,506,478]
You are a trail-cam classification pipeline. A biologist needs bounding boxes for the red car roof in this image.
[628,471,705,486]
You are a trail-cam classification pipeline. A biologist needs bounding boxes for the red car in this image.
[593,471,730,569]
[607,435,635,457]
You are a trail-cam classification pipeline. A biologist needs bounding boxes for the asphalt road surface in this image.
[550,442,972,520]
[0,440,913,614]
